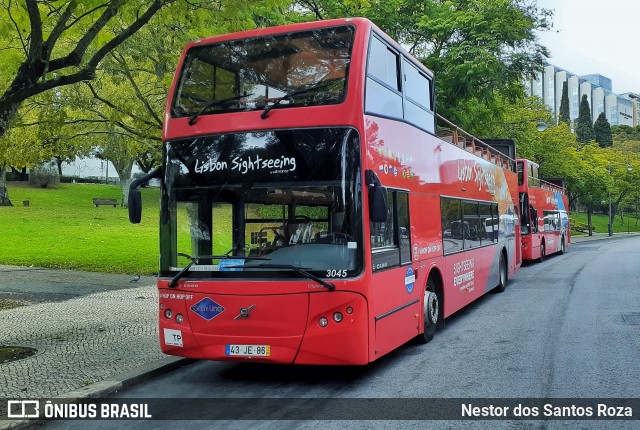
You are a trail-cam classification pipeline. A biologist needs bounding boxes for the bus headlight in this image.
[319,317,329,327]
[164,309,173,319]
[176,314,184,324]
[333,312,343,323]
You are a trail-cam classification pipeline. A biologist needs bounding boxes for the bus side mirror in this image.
[366,170,387,223]
[128,168,162,224]
[128,188,142,224]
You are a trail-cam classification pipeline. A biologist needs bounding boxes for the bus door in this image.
[369,189,418,357]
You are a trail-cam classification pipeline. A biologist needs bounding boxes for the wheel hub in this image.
[424,291,438,324]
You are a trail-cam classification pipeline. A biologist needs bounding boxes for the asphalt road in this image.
[37,238,640,429]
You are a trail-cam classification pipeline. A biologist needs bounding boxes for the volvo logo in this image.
[234,305,256,320]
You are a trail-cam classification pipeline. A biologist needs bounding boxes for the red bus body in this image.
[153,18,523,365]
[517,159,571,261]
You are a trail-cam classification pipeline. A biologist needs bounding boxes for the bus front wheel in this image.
[416,278,440,344]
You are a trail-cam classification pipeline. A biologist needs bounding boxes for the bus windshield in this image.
[161,128,363,279]
[171,25,354,118]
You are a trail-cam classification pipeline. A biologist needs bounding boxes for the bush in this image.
[6,171,27,181]
[28,164,60,188]
[570,218,595,233]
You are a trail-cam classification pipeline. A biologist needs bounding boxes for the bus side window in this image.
[441,197,462,254]
[371,190,411,270]
[530,206,538,233]
[397,192,411,264]
[370,189,395,249]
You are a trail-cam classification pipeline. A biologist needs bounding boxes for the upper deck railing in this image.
[436,114,516,172]
[536,178,566,194]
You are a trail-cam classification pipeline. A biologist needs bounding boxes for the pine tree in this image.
[576,94,595,143]
[594,112,613,147]
[559,81,570,125]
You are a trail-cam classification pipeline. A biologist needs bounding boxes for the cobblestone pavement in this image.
[0,284,167,399]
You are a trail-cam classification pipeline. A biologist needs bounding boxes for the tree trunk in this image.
[54,156,64,176]
[10,166,28,181]
[0,163,14,206]
[121,178,133,209]
[115,159,135,208]
[587,206,593,236]
[0,99,21,138]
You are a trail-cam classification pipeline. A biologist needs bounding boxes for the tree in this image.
[594,112,613,148]
[0,1,172,138]
[67,0,294,206]
[571,143,609,235]
[559,80,570,125]
[0,0,294,206]
[611,125,640,143]
[296,0,552,128]
[576,94,595,144]
[0,0,171,206]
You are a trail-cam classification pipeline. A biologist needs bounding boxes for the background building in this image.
[525,64,638,127]
[620,93,640,127]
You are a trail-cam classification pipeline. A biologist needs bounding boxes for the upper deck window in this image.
[365,35,402,119]
[365,34,435,133]
[171,26,354,118]
[368,37,400,91]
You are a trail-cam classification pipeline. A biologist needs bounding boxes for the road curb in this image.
[571,232,640,243]
[1,357,194,429]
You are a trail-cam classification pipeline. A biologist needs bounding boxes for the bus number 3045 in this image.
[327,269,347,278]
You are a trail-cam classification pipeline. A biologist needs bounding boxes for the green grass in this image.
[571,212,640,235]
[0,346,37,364]
[4,182,639,275]
[0,182,160,275]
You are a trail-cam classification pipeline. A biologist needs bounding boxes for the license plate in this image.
[225,344,270,357]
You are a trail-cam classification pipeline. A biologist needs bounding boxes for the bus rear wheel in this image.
[537,242,545,263]
[493,253,508,293]
[559,237,566,255]
[416,278,440,344]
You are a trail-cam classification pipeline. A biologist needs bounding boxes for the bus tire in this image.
[559,236,566,255]
[537,242,545,263]
[493,252,508,293]
[415,278,440,344]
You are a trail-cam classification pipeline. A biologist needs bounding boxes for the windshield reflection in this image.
[160,128,362,279]
[172,25,354,118]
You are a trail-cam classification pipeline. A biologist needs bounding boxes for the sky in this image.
[534,0,639,94]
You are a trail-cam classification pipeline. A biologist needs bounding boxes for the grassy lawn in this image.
[3,182,639,275]
[0,182,160,275]
[571,212,640,235]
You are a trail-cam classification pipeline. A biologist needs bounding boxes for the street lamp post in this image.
[607,164,633,237]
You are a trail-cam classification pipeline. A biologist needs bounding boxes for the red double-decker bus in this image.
[130,18,522,365]
[517,159,570,262]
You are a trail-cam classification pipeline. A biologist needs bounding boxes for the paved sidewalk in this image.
[0,268,189,429]
[570,231,640,243]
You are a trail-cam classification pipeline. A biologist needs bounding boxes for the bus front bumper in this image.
[158,289,369,365]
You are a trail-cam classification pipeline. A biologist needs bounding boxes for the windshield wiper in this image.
[261,81,337,119]
[226,263,335,291]
[168,252,270,288]
[188,94,249,125]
